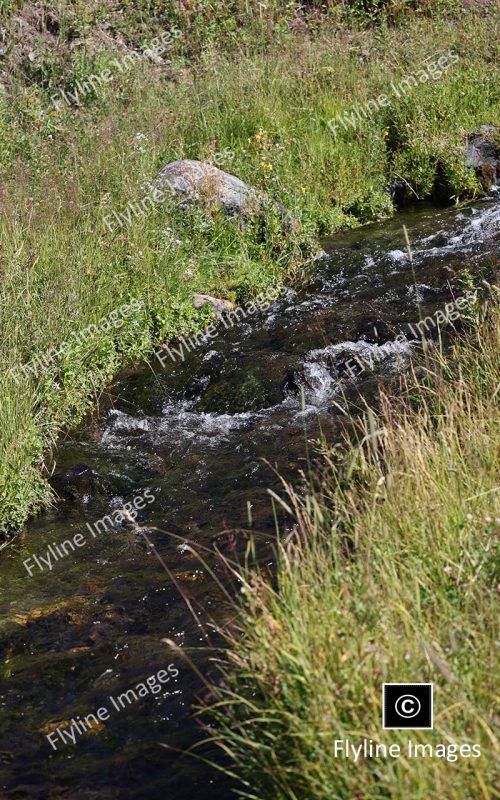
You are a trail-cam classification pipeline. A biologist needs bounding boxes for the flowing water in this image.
[0,199,498,800]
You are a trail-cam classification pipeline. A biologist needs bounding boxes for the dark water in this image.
[0,200,498,800]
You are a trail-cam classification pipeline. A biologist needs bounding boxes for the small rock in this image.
[193,294,235,316]
[466,125,499,190]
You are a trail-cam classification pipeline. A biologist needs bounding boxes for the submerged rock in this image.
[50,463,111,502]
[51,464,95,499]
[386,178,417,207]
[466,125,499,190]
[288,340,413,405]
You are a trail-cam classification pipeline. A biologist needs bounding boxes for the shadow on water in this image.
[0,199,498,799]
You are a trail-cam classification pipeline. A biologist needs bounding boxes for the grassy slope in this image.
[0,2,498,531]
[206,292,499,799]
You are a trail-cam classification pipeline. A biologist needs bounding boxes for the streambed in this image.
[0,199,498,800]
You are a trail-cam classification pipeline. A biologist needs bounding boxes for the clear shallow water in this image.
[0,199,498,799]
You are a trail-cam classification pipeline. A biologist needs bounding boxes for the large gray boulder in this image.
[466,125,499,190]
[154,159,297,232]
[155,159,266,217]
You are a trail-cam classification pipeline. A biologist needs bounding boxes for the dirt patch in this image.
[0,1,157,88]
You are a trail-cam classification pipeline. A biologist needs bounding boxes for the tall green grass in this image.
[204,290,499,799]
[0,5,498,531]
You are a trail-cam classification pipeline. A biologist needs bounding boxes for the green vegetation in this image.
[0,1,498,531]
[205,290,500,799]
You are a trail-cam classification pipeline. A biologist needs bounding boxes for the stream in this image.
[0,199,498,800]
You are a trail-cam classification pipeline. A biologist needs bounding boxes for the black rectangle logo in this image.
[383,683,433,729]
